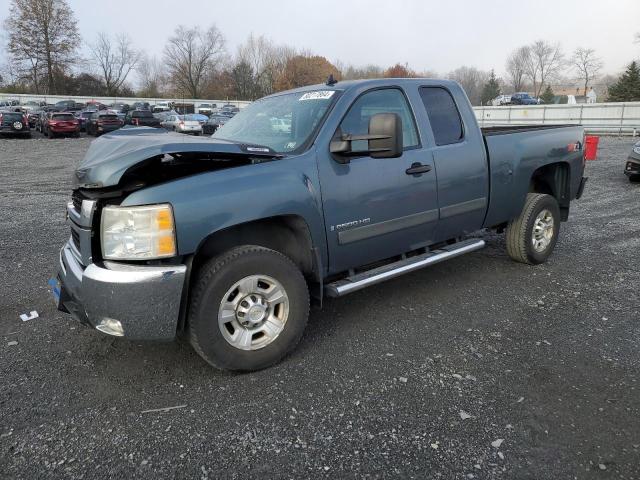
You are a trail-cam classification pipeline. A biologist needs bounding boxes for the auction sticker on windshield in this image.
[299,91,335,101]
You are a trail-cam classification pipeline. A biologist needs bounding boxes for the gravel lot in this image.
[0,134,639,479]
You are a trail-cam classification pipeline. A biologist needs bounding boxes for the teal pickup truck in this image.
[53,78,587,371]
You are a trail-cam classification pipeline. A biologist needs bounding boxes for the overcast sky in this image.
[1,0,639,79]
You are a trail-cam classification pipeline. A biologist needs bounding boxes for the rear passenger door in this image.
[418,86,489,241]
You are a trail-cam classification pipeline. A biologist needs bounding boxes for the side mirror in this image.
[330,112,403,161]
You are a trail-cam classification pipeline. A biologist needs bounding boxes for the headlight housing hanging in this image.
[101,204,177,260]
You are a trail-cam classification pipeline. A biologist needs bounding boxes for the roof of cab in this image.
[266,77,459,98]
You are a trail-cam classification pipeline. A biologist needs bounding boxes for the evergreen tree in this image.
[607,61,640,101]
[540,84,555,104]
[480,70,501,105]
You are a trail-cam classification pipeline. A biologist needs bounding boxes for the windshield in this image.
[212,90,337,153]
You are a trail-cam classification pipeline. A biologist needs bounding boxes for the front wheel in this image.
[505,193,560,265]
[189,246,309,371]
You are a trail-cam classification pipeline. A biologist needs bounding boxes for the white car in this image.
[197,103,216,115]
[161,114,203,135]
[491,95,512,106]
[153,101,171,113]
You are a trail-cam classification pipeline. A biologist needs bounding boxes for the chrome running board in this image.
[325,238,485,297]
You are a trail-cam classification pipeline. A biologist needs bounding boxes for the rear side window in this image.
[419,87,464,146]
[2,113,23,121]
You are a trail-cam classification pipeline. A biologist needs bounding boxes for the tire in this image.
[189,245,309,371]
[505,193,560,265]
[629,174,640,183]
[48,130,54,139]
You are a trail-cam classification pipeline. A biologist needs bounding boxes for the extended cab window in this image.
[419,87,464,146]
[339,88,418,152]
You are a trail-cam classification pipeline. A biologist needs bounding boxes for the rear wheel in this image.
[629,174,640,183]
[506,193,560,265]
[189,246,309,371]
[48,130,54,139]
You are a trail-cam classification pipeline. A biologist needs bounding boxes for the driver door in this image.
[317,88,439,274]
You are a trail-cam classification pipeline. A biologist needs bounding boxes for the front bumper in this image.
[624,156,640,176]
[55,242,187,340]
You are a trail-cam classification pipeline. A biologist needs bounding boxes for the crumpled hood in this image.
[74,127,268,188]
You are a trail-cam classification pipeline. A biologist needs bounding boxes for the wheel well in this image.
[529,162,570,220]
[178,216,319,335]
[191,216,316,278]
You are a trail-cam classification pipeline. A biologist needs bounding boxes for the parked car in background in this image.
[124,109,162,127]
[160,114,203,135]
[27,111,42,128]
[86,111,123,136]
[36,111,48,133]
[110,102,130,112]
[197,103,216,115]
[75,110,95,132]
[219,104,240,116]
[85,101,107,111]
[0,111,31,138]
[491,95,511,106]
[154,110,179,123]
[202,114,229,134]
[186,113,208,126]
[54,100,79,112]
[20,101,42,113]
[133,101,152,111]
[624,141,640,182]
[510,93,538,105]
[153,101,171,113]
[43,112,80,138]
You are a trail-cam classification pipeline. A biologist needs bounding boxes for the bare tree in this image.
[505,46,529,92]
[448,66,490,105]
[4,0,80,93]
[137,53,165,98]
[89,33,140,96]
[163,25,225,98]
[572,47,603,96]
[526,40,565,97]
[235,34,295,98]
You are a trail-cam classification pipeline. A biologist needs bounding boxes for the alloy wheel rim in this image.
[532,209,555,252]
[217,274,289,351]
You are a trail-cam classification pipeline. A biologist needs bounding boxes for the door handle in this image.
[405,162,432,175]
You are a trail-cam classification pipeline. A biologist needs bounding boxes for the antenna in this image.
[326,74,337,86]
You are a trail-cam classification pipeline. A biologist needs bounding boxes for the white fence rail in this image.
[0,92,252,109]
[473,102,640,136]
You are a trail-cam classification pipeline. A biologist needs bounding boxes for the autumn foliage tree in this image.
[383,63,416,78]
[274,55,340,91]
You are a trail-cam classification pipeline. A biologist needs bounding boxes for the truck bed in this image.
[481,124,585,228]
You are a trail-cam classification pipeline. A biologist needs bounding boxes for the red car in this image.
[44,112,80,138]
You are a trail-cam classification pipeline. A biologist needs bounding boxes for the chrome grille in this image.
[71,190,83,212]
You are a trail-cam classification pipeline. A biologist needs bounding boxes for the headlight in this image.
[101,204,177,260]
[633,146,640,155]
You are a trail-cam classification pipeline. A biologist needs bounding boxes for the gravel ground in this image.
[0,134,639,479]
